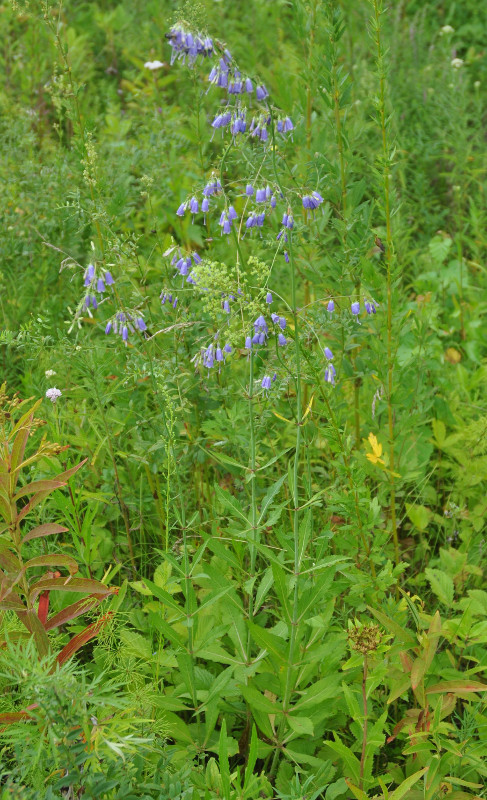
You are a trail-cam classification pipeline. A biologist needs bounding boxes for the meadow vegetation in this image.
[1,0,487,797]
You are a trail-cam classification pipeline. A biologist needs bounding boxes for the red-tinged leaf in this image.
[8,399,41,442]
[17,491,55,523]
[55,460,87,483]
[411,657,427,690]
[56,613,112,665]
[22,523,68,544]
[10,413,35,490]
[0,594,28,611]
[28,576,114,605]
[45,593,107,631]
[400,650,413,673]
[25,554,79,575]
[15,610,50,657]
[0,572,23,601]
[0,711,31,726]
[14,479,67,501]
[0,492,11,525]
[38,591,50,624]
[426,680,487,694]
[0,541,20,572]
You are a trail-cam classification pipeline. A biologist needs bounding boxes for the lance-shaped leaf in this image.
[7,399,41,442]
[14,479,67,501]
[0,541,20,572]
[56,613,112,665]
[28,576,114,605]
[22,523,68,544]
[45,593,107,631]
[15,609,50,657]
[54,460,87,483]
[9,410,36,490]
[24,554,79,576]
[426,680,487,695]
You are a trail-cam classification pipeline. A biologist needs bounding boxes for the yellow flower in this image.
[366,432,385,465]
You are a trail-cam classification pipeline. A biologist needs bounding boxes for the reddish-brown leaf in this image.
[56,613,112,665]
[25,554,79,576]
[45,593,107,631]
[28,576,113,605]
[426,680,487,694]
[22,523,68,544]
[14,479,67,501]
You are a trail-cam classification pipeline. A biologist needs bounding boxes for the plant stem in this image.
[372,0,399,567]
[359,654,368,790]
[246,349,258,657]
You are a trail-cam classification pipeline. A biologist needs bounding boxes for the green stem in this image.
[246,349,258,657]
[372,0,399,568]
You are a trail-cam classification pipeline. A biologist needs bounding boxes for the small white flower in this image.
[45,369,56,378]
[46,388,62,404]
[144,60,164,71]
[451,58,464,69]
[440,25,455,35]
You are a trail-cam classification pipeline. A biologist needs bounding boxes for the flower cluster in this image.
[105,311,147,343]
[45,387,62,404]
[302,191,324,211]
[166,25,214,66]
[83,263,114,313]
[199,341,233,373]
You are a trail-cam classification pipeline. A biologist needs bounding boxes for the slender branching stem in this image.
[371,0,399,567]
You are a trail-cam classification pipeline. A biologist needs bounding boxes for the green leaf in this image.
[425,568,454,607]
[326,735,361,784]
[247,621,287,664]
[287,715,314,737]
[389,767,428,800]
[406,503,432,531]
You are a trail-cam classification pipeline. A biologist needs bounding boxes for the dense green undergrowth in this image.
[1,0,487,798]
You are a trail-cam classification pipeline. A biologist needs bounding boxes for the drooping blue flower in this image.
[246,183,254,196]
[137,317,147,332]
[190,196,199,214]
[278,333,287,346]
[228,205,238,221]
[104,271,114,286]
[122,325,128,341]
[223,299,230,314]
[256,84,269,101]
[284,251,289,262]
[324,364,336,385]
[216,347,224,362]
[176,202,187,217]
[256,188,266,203]
[324,346,333,360]
[327,299,335,314]
[279,317,286,330]
[201,197,210,214]
[224,343,232,353]
[271,312,279,324]
[245,77,253,93]
[105,321,112,334]
[84,263,95,286]
[266,292,273,304]
[245,335,252,349]
[97,277,105,293]
[193,252,202,264]
[365,299,377,315]
[351,301,360,317]
[261,375,272,390]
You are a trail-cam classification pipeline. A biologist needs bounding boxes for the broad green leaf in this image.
[287,715,314,737]
[425,568,454,607]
